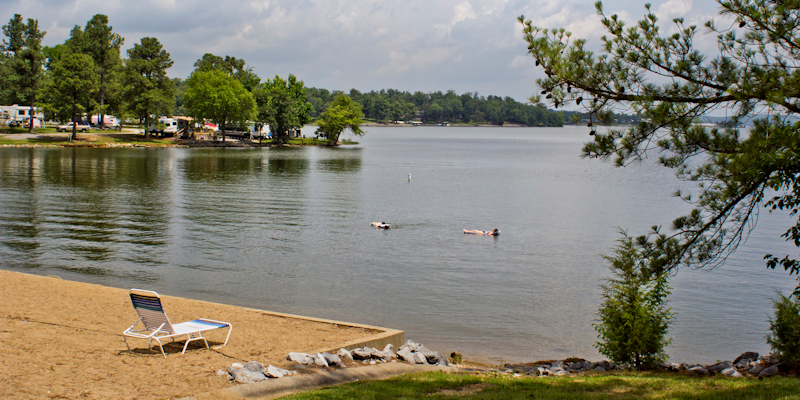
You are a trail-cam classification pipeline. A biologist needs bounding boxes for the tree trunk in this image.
[99,69,106,129]
[144,116,149,139]
[70,103,77,142]
[28,94,35,134]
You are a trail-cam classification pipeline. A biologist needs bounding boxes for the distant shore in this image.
[359,122,541,128]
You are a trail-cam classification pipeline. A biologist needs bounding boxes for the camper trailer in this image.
[0,105,44,127]
[147,117,178,136]
[90,115,120,129]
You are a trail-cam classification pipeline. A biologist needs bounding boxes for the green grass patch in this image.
[0,132,176,146]
[282,371,800,400]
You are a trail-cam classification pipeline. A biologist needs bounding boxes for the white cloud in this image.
[0,0,732,103]
[655,0,693,21]
[249,0,270,13]
[376,48,457,75]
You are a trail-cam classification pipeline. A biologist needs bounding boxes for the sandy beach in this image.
[0,270,389,399]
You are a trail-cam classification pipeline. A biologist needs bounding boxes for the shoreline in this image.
[0,269,400,399]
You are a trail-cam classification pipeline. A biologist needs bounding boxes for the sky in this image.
[1,0,726,103]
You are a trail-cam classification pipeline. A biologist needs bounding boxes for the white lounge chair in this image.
[123,289,232,357]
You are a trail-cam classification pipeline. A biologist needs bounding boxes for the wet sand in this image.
[0,270,384,399]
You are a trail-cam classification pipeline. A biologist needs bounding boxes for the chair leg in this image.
[153,338,166,358]
[181,334,209,354]
[212,324,233,350]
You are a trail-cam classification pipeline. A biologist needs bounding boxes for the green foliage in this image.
[305,87,565,126]
[519,1,800,291]
[767,292,800,368]
[183,69,255,139]
[595,234,673,369]
[316,94,364,146]
[254,74,311,144]
[193,53,260,91]
[81,14,123,128]
[124,37,173,138]
[1,14,46,133]
[47,52,97,141]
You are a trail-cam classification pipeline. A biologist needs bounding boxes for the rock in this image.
[413,352,428,364]
[759,353,778,365]
[369,348,392,360]
[596,360,611,370]
[382,344,396,356]
[734,359,750,370]
[244,361,264,373]
[749,362,763,375]
[435,353,450,366]
[231,368,266,383]
[416,346,439,364]
[369,360,377,365]
[554,370,570,376]
[312,353,329,367]
[351,348,372,360]
[661,362,681,371]
[288,352,312,365]
[322,352,342,365]
[216,369,228,377]
[397,347,414,362]
[759,365,779,377]
[721,367,743,378]
[537,367,549,376]
[230,362,244,370]
[404,340,421,351]
[594,366,606,372]
[689,366,708,375]
[733,352,759,365]
[707,361,732,373]
[266,365,285,379]
[570,361,586,371]
[338,348,354,362]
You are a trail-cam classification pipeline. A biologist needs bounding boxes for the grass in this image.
[0,132,176,146]
[281,371,800,400]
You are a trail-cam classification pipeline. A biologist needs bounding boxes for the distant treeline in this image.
[304,88,565,127]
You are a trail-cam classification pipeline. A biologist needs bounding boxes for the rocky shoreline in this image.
[222,341,789,385]
[502,351,781,378]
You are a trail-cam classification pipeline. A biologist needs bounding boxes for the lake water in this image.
[0,126,796,364]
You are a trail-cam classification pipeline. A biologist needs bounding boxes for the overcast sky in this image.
[2,0,725,102]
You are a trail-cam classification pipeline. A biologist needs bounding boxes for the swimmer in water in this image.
[463,228,499,236]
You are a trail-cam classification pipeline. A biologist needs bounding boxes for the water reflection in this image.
[316,148,363,173]
[0,148,172,277]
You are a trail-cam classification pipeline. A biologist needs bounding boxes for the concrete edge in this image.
[183,363,456,400]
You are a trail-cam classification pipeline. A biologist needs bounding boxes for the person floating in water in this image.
[463,228,499,236]
[371,222,391,229]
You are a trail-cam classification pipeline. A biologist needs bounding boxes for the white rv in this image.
[0,105,44,127]
[147,117,179,135]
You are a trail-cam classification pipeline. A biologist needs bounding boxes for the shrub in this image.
[594,235,673,369]
[767,292,800,368]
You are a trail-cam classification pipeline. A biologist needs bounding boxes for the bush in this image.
[594,235,673,369]
[767,292,800,367]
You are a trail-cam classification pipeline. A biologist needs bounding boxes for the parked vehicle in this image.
[147,117,178,135]
[90,115,121,130]
[57,122,91,132]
